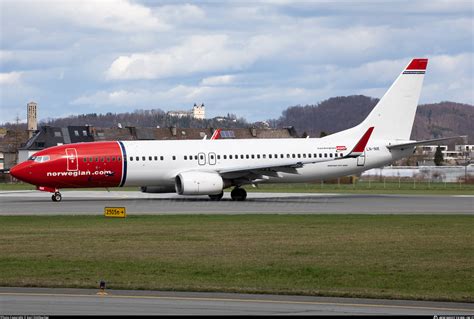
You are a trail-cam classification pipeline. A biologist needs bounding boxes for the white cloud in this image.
[2,0,169,32]
[153,4,206,25]
[105,35,267,80]
[200,75,236,86]
[0,72,22,85]
[1,1,472,123]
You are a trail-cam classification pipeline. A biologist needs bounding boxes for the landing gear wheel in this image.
[231,187,247,201]
[209,192,224,201]
[52,192,62,202]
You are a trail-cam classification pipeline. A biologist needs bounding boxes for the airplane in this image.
[9,58,460,202]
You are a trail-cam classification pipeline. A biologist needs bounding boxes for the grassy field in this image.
[1,181,473,195]
[0,215,472,302]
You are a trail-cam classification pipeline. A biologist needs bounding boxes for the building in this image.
[192,103,205,120]
[167,103,205,120]
[455,144,474,154]
[18,126,94,163]
[27,101,38,138]
[0,128,29,173]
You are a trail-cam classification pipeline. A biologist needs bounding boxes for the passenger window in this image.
[269,154,272,159]
[241,155,244,159]
[308,154,311,158]
[229,155,233,159]
[172,156,176,160]
[251,154,255,159]
[107,157,110,162]
[330,153,333,158]
[292,154,296,158]
[154,156,158,161]
[83,158,87,163]
[184,156,187,160]
[112,157,116,161]
[297,154,301,158]
[118,157,121,161]
[257,154,260,159]
[217,155,221,160]
[194,155,198,160]
[136,156,139,161]
[142,156,146,161]
[160,156,164,161]
[324,153,327,158]
[95,157,99,162]
[246,155,249,159]
[149,156,152,161]
[280,154,284,158]
[224,155,227,159]
[303,154,306,158]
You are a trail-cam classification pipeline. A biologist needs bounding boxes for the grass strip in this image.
[0,214,472,302]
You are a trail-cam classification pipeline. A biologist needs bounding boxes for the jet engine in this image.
[175,171,224,195]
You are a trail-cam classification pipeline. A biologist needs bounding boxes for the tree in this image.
[434,146,444,166]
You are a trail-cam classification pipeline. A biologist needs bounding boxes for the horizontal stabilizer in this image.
[387,136,467,150]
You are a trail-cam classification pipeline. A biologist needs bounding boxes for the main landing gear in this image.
[208,192,224,201]
[230,187,247,201]
[51,192,62,202]
[207,188,247,201]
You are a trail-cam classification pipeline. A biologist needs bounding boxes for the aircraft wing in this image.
[386,136,466,150]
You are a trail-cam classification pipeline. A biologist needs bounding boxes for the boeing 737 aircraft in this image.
[9,58,458,202]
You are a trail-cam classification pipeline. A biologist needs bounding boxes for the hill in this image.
[2,96,472,144]
[273,96,473,143]
[39,109,250,130]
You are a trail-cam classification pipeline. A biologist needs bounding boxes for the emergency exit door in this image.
[66,148,78,171]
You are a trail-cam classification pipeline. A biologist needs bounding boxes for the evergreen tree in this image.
[434,146,444,166]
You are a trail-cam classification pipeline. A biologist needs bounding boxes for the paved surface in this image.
[0,287,473,315]
[0,191,472,215]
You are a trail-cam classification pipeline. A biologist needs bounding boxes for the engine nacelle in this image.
[175,171,224,195]
[140,185,175,193]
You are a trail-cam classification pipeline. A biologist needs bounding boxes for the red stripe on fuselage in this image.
[11,141,123,189]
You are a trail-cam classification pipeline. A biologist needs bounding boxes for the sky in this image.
[0,0,473,124]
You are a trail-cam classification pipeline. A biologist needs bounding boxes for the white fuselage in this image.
[121,137,413,188]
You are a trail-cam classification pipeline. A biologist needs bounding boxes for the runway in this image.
[0,190,472,215]
[1,287,473,315]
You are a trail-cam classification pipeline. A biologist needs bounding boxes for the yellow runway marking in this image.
[0,292,472,312]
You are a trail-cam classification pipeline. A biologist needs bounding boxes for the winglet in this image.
[345,127,374,158]
[210,129,221,140]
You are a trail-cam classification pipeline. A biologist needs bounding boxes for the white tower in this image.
[192,103,205,120]
[27,101,38,138]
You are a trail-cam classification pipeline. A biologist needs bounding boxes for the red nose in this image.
[10,162,32,184]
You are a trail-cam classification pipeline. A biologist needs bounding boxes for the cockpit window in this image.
[32,155,51,163]
[28,156,37,161]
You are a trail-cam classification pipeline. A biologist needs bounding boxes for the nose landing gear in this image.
[52,192,62,202]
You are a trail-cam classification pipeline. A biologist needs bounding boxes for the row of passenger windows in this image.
[83,156,122,163]
[129,152,344,162]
